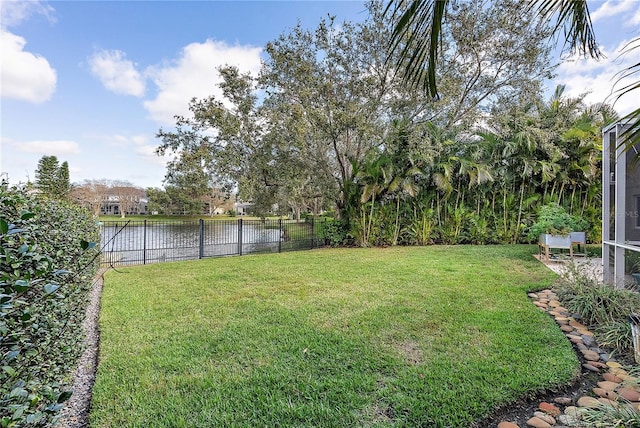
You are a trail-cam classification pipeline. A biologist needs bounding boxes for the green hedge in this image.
[0,185,99,427]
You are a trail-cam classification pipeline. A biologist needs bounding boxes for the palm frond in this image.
[529,0,602,59]
[612,37,640,158]
[617,108,640,167]
[385,0,450,98]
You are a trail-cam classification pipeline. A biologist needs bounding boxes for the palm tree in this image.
[385,0,639,148]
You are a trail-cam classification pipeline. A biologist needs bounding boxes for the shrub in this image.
[554,263,640,360]
[527,203,589,241]
[563,283,640,327]
[319,219,348,247]
[0,185,99,426]
[595,321,633,354]
[579,401,640,427]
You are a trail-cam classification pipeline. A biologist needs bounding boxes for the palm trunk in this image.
[503,188,508,240]
[366,195,376,246]
[393,195,401,246]
[515,180,525,244]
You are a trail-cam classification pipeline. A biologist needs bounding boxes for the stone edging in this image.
[497,289,640,428]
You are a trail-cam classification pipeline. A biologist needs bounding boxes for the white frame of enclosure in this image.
[602,120,640,287]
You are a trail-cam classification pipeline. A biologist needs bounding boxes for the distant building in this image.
[234,202,252,216]
[100,195,148,216]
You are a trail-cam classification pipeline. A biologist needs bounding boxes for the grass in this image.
[90,245,579,428]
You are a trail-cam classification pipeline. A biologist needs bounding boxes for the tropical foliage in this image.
[0,184,99,426]
[156,1,611,246]
[385,0,639,150]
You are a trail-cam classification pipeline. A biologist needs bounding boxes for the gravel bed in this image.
[57,269,106,428]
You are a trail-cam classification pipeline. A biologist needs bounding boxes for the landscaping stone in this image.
[526,416,552,428]
[557,413,578,426]
[563,406,579,417]
[597,397,617,406]
[576,396,600,408]
[538,402,560,417]
[569,320,586,329]
[498,422,520,428]
[581,350,600,361]
[603,372,623,383]
[533,411,555,425]
[611,368,629,377]
[582,363,600,372]
[617,387,640,402]
[506,287,640,428]
[581,335,595,347]
[596,380,619,391]
[592,387,617,400]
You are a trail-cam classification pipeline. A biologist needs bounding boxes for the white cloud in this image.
[591,0,637,23]
[144,39,262,125]
[13,139,80,155]
[100,133,171,167]
[0,29,57,103]
[629,7,640,26]
[554,38,640,116]
[0,0,56,29]
[89,49,145,97]
[135,144,171,167]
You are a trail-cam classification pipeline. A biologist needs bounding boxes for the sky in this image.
[1,0,639,189]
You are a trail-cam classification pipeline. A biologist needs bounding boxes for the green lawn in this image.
[90,245,579,428]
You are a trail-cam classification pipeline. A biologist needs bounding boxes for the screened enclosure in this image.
[602,120,640,287]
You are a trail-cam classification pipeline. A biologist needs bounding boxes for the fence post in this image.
[311,216,315,249]
[199,219,204,259]
[323,217,327,247]
[238,218,243,256]
[279,218,282,253]
[143,220,147,265]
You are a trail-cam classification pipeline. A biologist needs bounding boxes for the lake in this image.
[99,219,319,266]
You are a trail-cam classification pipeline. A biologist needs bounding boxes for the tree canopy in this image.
[385,0,639,148]
[156,1,612,245]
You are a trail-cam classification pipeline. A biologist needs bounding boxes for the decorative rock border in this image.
[497,289,640,427]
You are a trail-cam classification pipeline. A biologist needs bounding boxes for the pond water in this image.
[99,220,285,266]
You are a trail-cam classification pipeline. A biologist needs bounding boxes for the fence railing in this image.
[100,218,329,267]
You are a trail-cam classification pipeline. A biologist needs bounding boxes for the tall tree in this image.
[35,155,70,199]
[57,161,71,199]
[146,187,172,215]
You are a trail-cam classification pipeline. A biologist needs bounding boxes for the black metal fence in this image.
[100,218,329,267]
